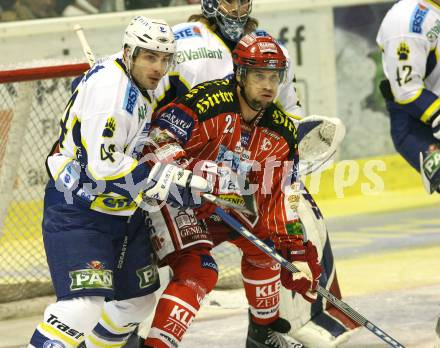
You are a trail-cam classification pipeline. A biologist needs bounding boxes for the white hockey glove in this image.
[138,163,210,209]
[432,114,440,140]
[297,115,345,176]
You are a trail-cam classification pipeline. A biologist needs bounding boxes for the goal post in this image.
[0,62,88,303]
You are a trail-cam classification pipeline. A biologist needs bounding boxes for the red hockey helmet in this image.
[232,34,287,74]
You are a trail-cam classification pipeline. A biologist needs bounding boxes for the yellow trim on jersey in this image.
[39,322,79,346]
[426,0,440,10]
[100,310,135,334]
[396,89,423,105]
[88,159,138,181]
[274,100,303,120]
[52,158,74,181]
[154,71,191,109]
[88,333,125,348]
[114,59,127,74]
[421,98,440,123]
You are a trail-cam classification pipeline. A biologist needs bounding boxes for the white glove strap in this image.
[144,163,178,201]
[432,115,440,139]
[143,163,210,201]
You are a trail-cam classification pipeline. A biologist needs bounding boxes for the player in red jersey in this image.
[140,34,322,348]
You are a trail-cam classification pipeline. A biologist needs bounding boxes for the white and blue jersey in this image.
[46,52,154,216]
[377,0,440,123]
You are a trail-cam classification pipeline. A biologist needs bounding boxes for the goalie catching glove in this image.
[137,162,211,210]
[279,240,322,303]
[297,115,345,176]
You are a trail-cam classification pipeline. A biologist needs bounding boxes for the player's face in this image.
[243,69,282,109]
[218,0,251,20]
[131,49,173,90]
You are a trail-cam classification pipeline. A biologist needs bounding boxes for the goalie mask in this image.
[202,0,252,42]
[122,16,176,76]
[233,34,287,110]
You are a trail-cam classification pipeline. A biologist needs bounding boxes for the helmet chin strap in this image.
[238,79,263,113]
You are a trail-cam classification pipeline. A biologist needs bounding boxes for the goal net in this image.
[0,63,242,304]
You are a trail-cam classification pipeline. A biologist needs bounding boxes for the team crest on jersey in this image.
[410,4,429,34]
[102,117,116,137]
[397,42,410,61]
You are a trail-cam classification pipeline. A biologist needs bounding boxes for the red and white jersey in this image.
[154,21,303,119]
[147,78,303,248]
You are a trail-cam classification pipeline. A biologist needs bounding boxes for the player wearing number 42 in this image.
[377,0,440,194]
[27,16,211,348]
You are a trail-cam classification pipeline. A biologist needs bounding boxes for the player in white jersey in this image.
[28,16,210,348]
[127,1,357,347]
[377,0,440,194]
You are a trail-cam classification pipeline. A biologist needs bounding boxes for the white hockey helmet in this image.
[123,16,176,71]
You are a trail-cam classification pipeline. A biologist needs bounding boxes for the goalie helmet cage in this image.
[0,62,243,303]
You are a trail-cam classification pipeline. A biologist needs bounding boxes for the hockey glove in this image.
[420,145,440,194]
[279,240,322,303]
[379,79,394,102]
[140,162,210,209]
[432,114,440,140]
[192,161,221,219]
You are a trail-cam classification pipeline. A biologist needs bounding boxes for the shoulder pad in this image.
[179,79,238,121]
[259,105,298,157]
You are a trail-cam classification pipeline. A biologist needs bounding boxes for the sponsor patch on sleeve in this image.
[123,82,139,115]
[410,4,429,34]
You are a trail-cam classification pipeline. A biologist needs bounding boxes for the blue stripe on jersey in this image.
[410,4,429,33]
[92,323,132,341]
[398,88,438,120]
[426,48,438,78]
[156,74,189,111]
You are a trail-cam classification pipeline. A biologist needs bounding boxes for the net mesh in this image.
[0,65,242,304]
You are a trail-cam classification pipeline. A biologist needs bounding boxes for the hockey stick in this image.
[73,24,96,67]
[214,206,406,348]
